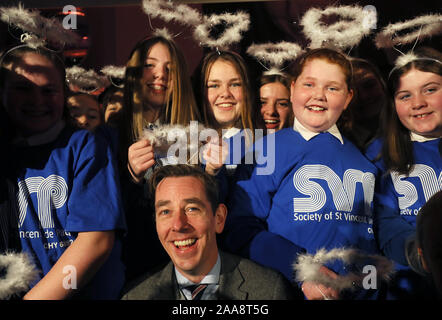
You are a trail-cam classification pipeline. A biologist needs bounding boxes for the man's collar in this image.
[293,118,344,144]
[175,254,221,287]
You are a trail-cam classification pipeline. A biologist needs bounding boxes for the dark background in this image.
[1,0,441,80]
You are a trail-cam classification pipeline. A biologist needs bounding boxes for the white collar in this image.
[175,254,221,287]
[410,132,440,142]
[221,127,241,140]
[293,118,344,144]
[12,120,66,147]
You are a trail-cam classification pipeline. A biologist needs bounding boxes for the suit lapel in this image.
[155,262,183,300]
[218,251,248,300]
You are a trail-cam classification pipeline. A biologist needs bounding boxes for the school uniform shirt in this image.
[11,122,126,299]
[224,120,380,292]
[366,134,442,299]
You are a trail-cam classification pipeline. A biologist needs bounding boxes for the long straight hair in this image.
[381,47,442,175]
[196,51,259,139]
[119,36,200,166]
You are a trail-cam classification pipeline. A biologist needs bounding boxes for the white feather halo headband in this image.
[193,11,250,50]
[0,4,81,49]
[0,252,40,300]
[247,41,303,76]
[141,123,209,165]
[375,14,442,50]
[374,14,442,72]
[293,248,395,292]
[142,0,201,27]
[301,5,376,51]
[66,65,109,93]
[100,65,126,88]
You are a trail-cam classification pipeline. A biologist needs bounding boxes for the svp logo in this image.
[391,164,442,210]
[16,175,68,228]
[292,164,375,214]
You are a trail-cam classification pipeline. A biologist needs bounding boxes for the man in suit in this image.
[121,164,299,300]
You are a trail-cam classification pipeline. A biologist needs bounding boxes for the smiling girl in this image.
[223,48,382,300]
[366,47,442,299]
[119,35,200,282]
[259,73,293,131]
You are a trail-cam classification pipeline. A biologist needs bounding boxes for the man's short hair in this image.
[149,164,220,214]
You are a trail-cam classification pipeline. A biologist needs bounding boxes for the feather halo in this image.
[0,4,81,49]
[193,11,250,49]
[0,252,40,300]
[66,65,109,93]
[247,41,303,75]
[293,248,395,292]
[301,5,376,50]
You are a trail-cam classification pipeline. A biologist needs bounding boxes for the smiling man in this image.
[121,164,298,300]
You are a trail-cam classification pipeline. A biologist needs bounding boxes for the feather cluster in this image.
[0,4,80,49]
[247,41,303,71]
[141,123,208,164]
[375,14,442,49]
[193,11,250,49]
[142,0,201,27]
[66,66,109,93]
[293,248,395,292]
[100,65,126,79]
[301,5,375,50]
[152,27,174,41]
[0,252,40,300]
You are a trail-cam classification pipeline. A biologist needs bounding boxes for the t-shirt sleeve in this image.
[66,130,126,232]
[373,172,414,266]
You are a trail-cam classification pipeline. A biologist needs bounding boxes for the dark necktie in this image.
[186,284,208,300]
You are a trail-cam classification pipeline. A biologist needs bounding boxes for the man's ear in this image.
[418,247,430,272]
[214,203,227,234]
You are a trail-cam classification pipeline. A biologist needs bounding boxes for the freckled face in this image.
[394,68,442,138]
[290,58,353,133]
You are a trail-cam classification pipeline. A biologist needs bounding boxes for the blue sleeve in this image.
[66,130,126,232]
[373,172,414,266]
[223,161,304,281]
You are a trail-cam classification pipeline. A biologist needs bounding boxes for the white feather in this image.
[301,5,375,50]
[247,41,303,70]
[100,65,126,79]
[66,66,109,92]
[142,0,201,27]
[0,252,40,300]
[0,4,80,48]
[193,11,250,49]
[152,27,174,41]
[375,14,442,49]
[293,247,395,292]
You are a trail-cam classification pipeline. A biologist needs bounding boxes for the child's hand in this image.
[128,139,155,183]
[202,136,229,176]
[301,266,340,300]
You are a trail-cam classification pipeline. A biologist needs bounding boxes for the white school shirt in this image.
[175,254,221,300]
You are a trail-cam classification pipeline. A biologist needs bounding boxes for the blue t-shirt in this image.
[366,138,441,299]
[12,126,126,299]
[224,128,380,289]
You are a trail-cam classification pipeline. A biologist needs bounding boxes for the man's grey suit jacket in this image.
[121,251,299,300]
